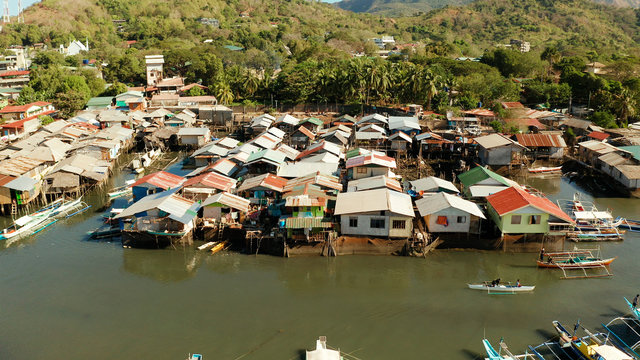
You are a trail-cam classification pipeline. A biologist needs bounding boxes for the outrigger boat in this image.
[0,210,55,241]
[553,320,633,360]
[482,339,538,360]
[616,217,640,232]
[537,248,615,278]
[558,194,624,241]
[468,281,535,294]
[623,297,640,322]
[528,166,562,174]
[108,180,135,199]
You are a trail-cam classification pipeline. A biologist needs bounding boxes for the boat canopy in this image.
[574,211,613,220]
[14,215,33,227]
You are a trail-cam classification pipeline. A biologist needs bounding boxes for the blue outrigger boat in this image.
[616,217,640,232]
[624,297,640,321]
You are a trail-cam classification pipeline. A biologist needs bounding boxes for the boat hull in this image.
[468,284,535,292]
[536,257,616,268]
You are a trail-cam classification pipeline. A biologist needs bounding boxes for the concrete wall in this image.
[180,135,205,146]
[489,204,550,234]
[480,146,512,166]
[351,166,388,180]
[339,213,412,238]
[424,208,471,233]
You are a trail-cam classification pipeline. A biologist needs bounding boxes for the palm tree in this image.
[215,82,234,105]
[243,72,260,98]
[422,69,442,110]
[614,87,637,127]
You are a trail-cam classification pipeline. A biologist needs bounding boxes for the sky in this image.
[8,0,39,16]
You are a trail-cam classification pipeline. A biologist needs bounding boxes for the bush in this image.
[589,111,618,128]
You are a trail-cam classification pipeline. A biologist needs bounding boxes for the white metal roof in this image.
[468,185,509,198]
[277,162,339,178]
[275,114,300,126]
[334,188,414,217]
[356,113,388,126]
[388,116,420,130]
[178,127,210,136]
[410,176,459,193]
[415,192,485,218]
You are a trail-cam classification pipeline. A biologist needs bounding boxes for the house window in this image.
[511,215,522,224]
[349,217,358,228]
[457,216,466,223]
[392,220,406,229]
[529,215,541,225]
[370,218,385,229]
[357,167,368,174]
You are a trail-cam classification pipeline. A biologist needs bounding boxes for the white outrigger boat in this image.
[468,281,535,294]
[108,179,135,199]
[0,207,58,241]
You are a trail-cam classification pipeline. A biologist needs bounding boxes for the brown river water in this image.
[0,164,639,360]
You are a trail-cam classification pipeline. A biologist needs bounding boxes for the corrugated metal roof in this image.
[246,149,287,166]
[415,192,485,218]
[487,187,573,223]
[178,127,210,136]
[283,172,342,192]
[299,117,323,126]
[345,154,396,169]
[515,133,566,148]
[237,173,288,192]
[277,162,339,178]
[588,131,610,141]
[210,158,239,177]
[183,172,237,191]
[295,141,342,160]
[410,176,459,194]
[356,113,387,125]
[214,137,239,149]
[335,188,414,217]
[202,192,250,212]
[115,189,200,224]
[474,134,518,149]
[267,127,286,139]
[252,132,281,149]
[274,144,300,160]
[578,140,617,154]
[0,174,16,186]
[285,195,326,207]
[275,114,300,126]
[389,131,412,142]
[295,126,315,140]
[4,175,37,191]
[457,166,512,189]
[347,175,402,192]
[131,171,185,190]
[192,143,229,157]
[598,152,629,167]
[0,156,45,177]
[298,152,340,164]
[284,217,332,229]
[616,165,640,179]
[388,116,420,131]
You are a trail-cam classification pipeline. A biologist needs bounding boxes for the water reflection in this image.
[121,248,202,282]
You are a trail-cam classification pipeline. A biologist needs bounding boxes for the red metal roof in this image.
[1,110,56,128]
[0,174,17,186]
[588,131,610,141]
[487,187,574,223]
[131,171,185,190]
[501,102,525,109]
[183,172,236,192]
[0,102,51,114]
[0,70,29,77]
[462,109,495,117]
[515,133,566,148]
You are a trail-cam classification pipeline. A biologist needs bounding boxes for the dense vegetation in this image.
[3,0,640,127]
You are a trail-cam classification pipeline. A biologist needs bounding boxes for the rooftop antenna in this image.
[2,0,9,24]
[17,0,24,23]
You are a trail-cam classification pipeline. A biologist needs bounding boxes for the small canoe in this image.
[198,241,216,251]
[468,283,535,293]
[536,257,616,268]
[528,166,562,173]
[210,241,227,254]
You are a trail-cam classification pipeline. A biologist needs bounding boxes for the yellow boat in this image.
[210,241,227,255]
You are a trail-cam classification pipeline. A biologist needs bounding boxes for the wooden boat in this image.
[528,166,562,174]
[108,187,132,199]
[197,241,216,251]
[616,217,640,232]
[553,320,632,360]
[210,241,227,254]
[306,337,340,360]
[468,282,535,293]
[537,248,616,278]
[87,227,121,239]
[624,297,640,322]
[186,354,202,360]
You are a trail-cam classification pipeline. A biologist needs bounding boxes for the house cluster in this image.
[109,109,577,253]
[0,102,134,212]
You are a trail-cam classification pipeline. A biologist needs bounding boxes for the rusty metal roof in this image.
[515,133,566,148]
[183,172,237,192]
[131,171,185,190]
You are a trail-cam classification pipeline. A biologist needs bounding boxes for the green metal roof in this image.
[457,166,510,189]
[300,117,323,126]
[223,45,244,51]
[346,148,368,159]
[86,96,113,108]
[619,146,640,162]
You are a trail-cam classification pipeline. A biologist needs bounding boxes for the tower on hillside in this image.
[145,55,164,86]
[2,0,9,24]
[17,0,24,23]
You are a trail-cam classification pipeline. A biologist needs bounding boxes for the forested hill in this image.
[337,0,640,16]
